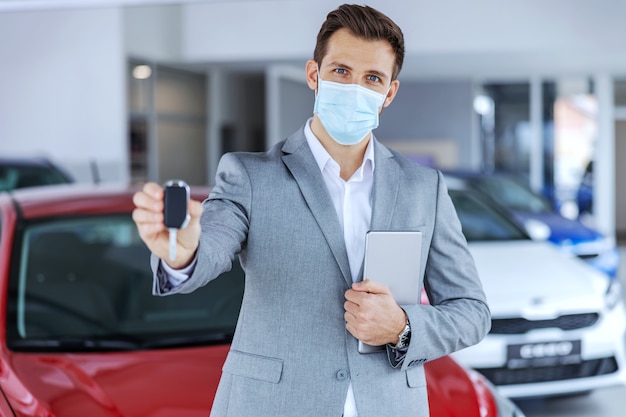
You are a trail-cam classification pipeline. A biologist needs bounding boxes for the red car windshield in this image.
[7,214,244,352]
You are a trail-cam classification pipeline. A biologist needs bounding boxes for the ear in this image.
[382,79,400,108]
[305,59,319,91]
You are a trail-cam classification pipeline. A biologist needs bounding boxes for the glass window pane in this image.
[481,83,531,175]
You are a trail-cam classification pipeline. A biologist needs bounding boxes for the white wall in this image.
[124,4,181,62]
[181,1,324,62]
[180,0,626,79]
[0,7,128,183]
[2,0,626,200]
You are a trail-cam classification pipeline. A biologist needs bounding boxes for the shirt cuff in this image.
[160,257,197,287]
[386,344,408,369]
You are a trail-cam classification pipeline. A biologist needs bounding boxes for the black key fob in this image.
[163,180,190,229]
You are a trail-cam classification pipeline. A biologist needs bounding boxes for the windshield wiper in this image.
[141,331,233,349]
[10,337,141,352]
[9,331,234,352]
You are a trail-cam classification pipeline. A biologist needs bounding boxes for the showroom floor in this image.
[515,245,626,417]
[516,385,626,417]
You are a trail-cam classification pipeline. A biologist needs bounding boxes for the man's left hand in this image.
[344,279,407,346]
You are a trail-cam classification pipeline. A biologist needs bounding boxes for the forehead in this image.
[322,28,395,77]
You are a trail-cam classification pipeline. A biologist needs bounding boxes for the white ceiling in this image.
[0,0,216,12]
[3,0,626,82]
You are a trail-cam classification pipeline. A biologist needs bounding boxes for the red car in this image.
[0,184,523,417]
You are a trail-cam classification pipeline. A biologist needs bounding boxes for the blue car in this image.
[576,161,593,217]
[443,170,619,278]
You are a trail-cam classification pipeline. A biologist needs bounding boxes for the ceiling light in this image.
[132,65,152,80]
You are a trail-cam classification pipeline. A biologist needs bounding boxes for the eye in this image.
[366,74,380,83]
[334,68,347,75]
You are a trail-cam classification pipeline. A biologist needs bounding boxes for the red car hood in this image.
[2,345,229,417]
[1,346,489,417]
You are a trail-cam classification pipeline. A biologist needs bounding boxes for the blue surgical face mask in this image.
[313,73,388,146]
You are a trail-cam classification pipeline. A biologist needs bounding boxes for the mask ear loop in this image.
[315,64,321,97]
[379,80,394,110]
[313,64,323,116]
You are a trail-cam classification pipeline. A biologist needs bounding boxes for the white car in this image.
[446,185,626,399]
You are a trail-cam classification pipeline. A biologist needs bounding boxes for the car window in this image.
[449,190,528,242]
[6,215,244,352]
[0,165,72,192]
[469,176,551,213]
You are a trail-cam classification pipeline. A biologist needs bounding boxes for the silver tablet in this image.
[358,230,423,354]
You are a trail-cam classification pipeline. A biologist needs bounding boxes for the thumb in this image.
[353,279,387,294]
[189,199,203,219]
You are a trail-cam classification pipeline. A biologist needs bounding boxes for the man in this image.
[133,4,490,417]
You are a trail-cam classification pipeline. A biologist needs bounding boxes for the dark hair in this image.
[313,4,405,80]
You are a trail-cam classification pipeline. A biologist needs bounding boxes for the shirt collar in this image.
[304,118,375,176]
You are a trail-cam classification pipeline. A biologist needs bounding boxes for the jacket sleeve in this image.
[150,152,251,296]
[398,170,491,372]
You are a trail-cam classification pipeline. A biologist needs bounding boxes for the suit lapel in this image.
[370,139,400,231]
[281,129,353,287]
[353,139,400,282]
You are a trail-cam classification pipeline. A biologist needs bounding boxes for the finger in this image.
[344,309,354,322]
[353,278,390,294]
[136,222,165,240]
[344,288,366,304]
[344,313,362,331]
[345,321,358,339]
[189,199,203,218]
[132,207,163,225]
[143,181,164,199]
[344,299,359,316]
[133,190,163,213]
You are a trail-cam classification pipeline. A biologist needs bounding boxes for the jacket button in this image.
[336,369,349,381]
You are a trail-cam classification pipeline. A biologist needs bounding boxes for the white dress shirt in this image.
[304,119,374,417]
[163,119,374,416]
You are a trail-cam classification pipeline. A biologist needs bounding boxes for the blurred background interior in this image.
[2,0,626,247]
[2,0,626,244]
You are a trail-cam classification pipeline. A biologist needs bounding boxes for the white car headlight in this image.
[605,280,623,311]
[523,219,551,241]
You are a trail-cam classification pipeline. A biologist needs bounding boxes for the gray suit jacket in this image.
[153,126,490,417]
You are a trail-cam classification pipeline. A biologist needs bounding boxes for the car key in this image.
[163,180,191,261]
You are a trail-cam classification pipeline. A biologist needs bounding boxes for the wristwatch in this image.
[391,317,411,350]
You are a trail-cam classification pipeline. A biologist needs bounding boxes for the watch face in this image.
[398,323,411,349]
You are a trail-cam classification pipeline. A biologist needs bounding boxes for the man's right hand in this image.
[132,182,203,269]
